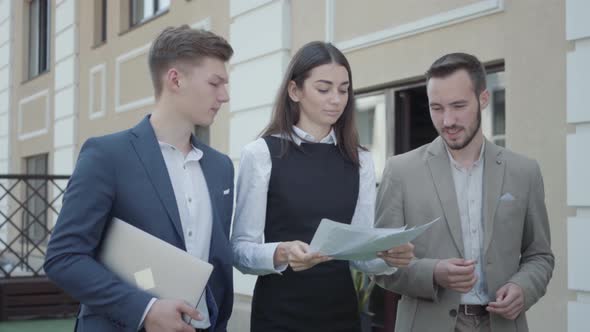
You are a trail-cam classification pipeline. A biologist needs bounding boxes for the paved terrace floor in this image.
[0,318,75,332]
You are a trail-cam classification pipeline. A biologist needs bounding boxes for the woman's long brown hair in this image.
[260,41,364,167]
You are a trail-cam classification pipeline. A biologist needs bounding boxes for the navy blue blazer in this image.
[44,116,234,331]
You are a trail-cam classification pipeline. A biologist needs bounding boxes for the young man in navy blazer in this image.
[45,25,235,332]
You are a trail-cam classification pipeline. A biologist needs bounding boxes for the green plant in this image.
[351,268,375,313]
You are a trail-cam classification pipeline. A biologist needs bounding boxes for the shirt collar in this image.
[158,141,204,161]
[445,140,485,171]
[287,126,338,146]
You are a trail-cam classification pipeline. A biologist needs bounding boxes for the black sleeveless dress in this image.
[250,136,361,332]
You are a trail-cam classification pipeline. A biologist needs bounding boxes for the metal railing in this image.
[0,175,69,278]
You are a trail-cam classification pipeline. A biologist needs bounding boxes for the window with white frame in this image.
[354,67,506,185]
[482,71,506,147]
[130,0,170,26]
[28,0,50,79]
[355,93,388,183]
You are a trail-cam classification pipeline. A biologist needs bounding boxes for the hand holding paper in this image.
[377,242,415,267]
[287,240,332,271]
[309,217,440,261]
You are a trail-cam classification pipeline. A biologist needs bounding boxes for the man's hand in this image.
[377,242,415,267]
[144,299,202,332]
[433,258,477,293]
[486,283,525,320]
[288,241,332,271]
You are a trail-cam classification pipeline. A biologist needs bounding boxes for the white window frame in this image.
[130,0,170,26]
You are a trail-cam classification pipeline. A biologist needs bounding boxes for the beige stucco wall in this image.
[291,0,569,330]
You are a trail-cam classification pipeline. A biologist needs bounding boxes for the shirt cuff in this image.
[377,262,398,276]
[264,242,288,273]
[138,297,157,330]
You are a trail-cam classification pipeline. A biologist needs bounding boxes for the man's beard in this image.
[443,103,482,151]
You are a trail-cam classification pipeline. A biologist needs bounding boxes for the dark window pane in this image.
[38,0,49,73]
[492,89,505,136]
[100,0,107,42]
[28,0,49,78]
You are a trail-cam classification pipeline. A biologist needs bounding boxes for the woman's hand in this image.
[273,241,331,271]
[286,241,332,271]
[273,241,293,268]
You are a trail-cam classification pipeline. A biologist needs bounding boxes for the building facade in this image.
[0,0,587,331]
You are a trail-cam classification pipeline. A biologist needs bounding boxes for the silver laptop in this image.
[98,218,213,310]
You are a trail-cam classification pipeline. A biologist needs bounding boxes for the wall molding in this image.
[54,54,76,94]
[231,102,273,115]
[230,47,290,67]
[115,43,154,113]
[53,116,74,148]
[55,0,75,35]
[0,67,8,92]
[89,63,106,119]
[324,0,334,42]
[191,17,211,30]
[578,292,590,304]
[55,25,75,63]
[18,89,50,141]
[230,0,275,19]
[0,0,12,179]
[55,22,75,38]
[55,52,76,67]
[327,0,504,52]
[229,0,290,65]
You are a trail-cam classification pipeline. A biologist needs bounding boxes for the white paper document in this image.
[309,217,440,261]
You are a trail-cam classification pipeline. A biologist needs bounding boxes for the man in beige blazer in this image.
[375,53,554,332]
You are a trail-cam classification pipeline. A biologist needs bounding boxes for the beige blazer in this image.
[374,137,554,332]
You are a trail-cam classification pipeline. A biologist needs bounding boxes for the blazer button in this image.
[449,309,458,317]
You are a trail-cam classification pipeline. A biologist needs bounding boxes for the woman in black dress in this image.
[231,41,414,332]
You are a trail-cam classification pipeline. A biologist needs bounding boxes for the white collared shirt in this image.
[139,142,213,330]
[231,126,396,276]
[446,142,490,305]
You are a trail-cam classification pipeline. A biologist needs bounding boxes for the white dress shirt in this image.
[446,142,490,305]
[139,141,213,330]
[231,126,396,276]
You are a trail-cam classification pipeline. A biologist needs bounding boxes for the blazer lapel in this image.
[426,137,465,258]
[483,140,505,254]
[130,116,185,245]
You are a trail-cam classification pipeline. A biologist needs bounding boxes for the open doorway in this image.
[394,85,438,154]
